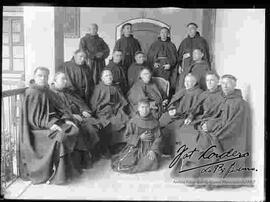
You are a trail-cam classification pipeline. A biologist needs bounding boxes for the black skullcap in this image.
[221,74,237,82]
[187,22,198,28]
[122,23,132,30]
[135,51,144,56]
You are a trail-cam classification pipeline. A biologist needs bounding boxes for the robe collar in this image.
[207,85,222,94]
[85,33,99,39]
[185,84,200,93]
[29,83,50,91]
[121,34,134,38]
[157,36,171,42]
[188,31,201,38]
[132,113,159,129]
[221,89,243,99]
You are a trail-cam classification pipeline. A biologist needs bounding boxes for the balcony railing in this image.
[1,87,27,195]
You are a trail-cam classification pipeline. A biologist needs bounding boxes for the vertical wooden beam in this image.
[201,9,216,70]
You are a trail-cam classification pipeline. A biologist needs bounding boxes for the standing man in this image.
[79,23,110,85]
[114,23,141,77]
[147,27,178,85]
[177,22,210,90]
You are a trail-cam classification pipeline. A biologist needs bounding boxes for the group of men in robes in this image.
[20,21,250,190]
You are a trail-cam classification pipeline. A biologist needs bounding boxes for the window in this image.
[2,17,24,73]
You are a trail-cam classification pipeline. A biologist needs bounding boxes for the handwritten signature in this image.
[169,144,257,177]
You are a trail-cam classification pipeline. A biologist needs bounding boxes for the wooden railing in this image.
[1,87,27,194]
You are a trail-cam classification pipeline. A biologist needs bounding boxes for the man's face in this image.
[184,75,196,89]
[187,25,197,38]
[160,28,169,41]
[140,69,151,84]
[192,49,203,61]
[34,69,49,86]
[113,51,122,63]
[123,25,132,37]
[54,73,67,90]
[74,52,86,65]
[206,74,219,91]
[89,24,98,35]
[138,103,150,117]
[135,53,144,64]
[102,70,113,85]
[221,78,236,95]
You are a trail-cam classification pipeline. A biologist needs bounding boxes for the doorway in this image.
[116,18,170,54]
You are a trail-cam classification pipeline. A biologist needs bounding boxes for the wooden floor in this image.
[4,158,258,201]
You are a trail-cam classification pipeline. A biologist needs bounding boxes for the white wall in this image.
[64,8,204,63]
[23,6,56,84]
[214,9,265,200]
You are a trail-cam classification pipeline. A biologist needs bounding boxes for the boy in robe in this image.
[20,67,84,185]
[90,69,130,157]
[79,23,110,85]
[114,23,141,76]
[104,50,128,95]
[127,67,168,119]
[177,22,210,81]
[50,72,102,162]
[177,48,210,91]
[127,51,149,87]
[111,99,162,173]
[173,75,251,190]
[147,27,178,83]
[159,73,203,156]
[58,49,94,105]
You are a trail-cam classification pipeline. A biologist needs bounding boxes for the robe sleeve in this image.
[147,43,157,68]
[70,93,92,114]
[168,43,178,68]
[125,122,140,146]
[150,127,162,155]
[113,39,121,52]
[177,41,185,66]
[79,37,90,57]
[203,38,211,66]
[100,39,110,59]
[188,92,207,120]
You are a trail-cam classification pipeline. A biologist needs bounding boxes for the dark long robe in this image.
[111,114,162,173]
[177,60,210,91]
[20,84,83,185]
[159,85,203,156]
[113,34,141,75]
[104,60,128,95]
[171,89,252,187]
[147,37,178,82]
[50,85,100,151]
[127,62,149,87]
[79,34,110,85]
[127,79,166,119]
[90,82,130,145]
[58,58,94,105]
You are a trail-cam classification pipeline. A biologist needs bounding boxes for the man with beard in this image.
[20,67,86,185]
[79,23,110,85]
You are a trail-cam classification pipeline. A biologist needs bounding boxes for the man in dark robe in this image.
[90,69,130,157]
[177,48,210,91]
[127,51,149,87]
[147,27,178,83]
[104,50,128,95]
[111,99,162,173]
[159,74,203,156]
[127,67,168,119]
[20,67,85,185]
[171,75,251,190]
[50,72,101,162]
[114,23,141,76]
[79,23,110,85]
[58,49,94,105]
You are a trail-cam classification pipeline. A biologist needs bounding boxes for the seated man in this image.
[184,71,223,126]
[111,99,162,173]
[172,74,251,190]
[159,73,203,156]
[90,69,130,157]
[104,50,128,95]
[51,72,102,162]
[127,67,168,119]
[20,67,83,185]
[58,49,94,105]
[127,51,149,87]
